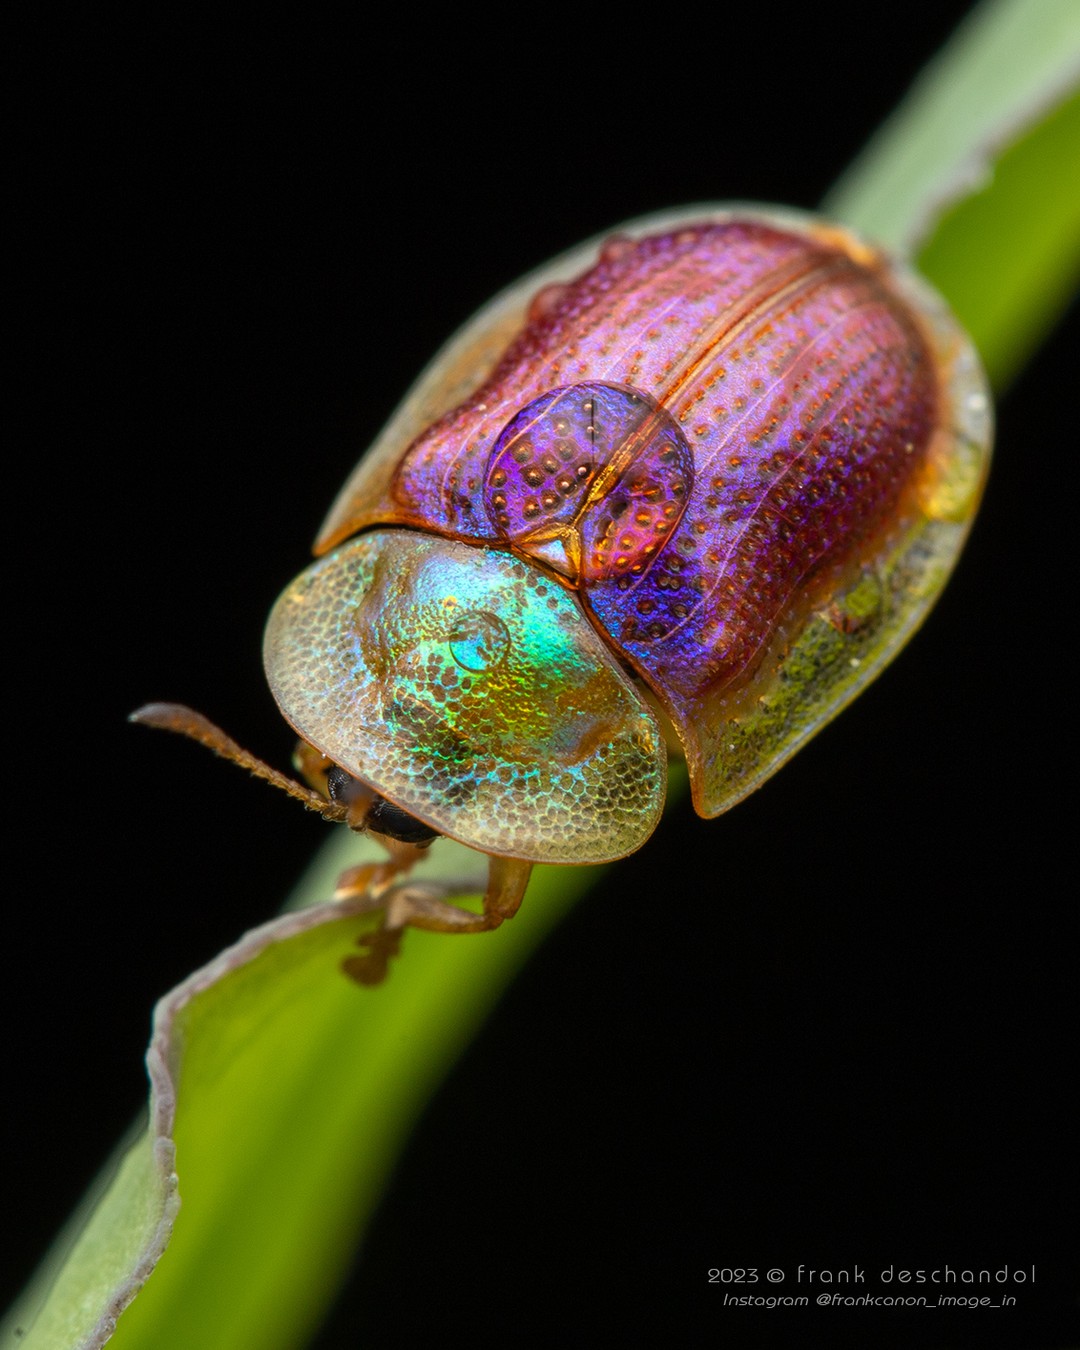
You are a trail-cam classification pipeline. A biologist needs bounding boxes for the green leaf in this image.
[0,1123,178,1350]
[7,4,1079,1347]
[3,836,594,1350]
[915,87,1080,388]
[823,0,1080,254]
[109,844,591,1350]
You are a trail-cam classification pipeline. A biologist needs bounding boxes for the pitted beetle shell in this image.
[270,206,991,857]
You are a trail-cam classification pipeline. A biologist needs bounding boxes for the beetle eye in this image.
[326,765,362,803]
[366,795,440,846]
[328,765,439,844]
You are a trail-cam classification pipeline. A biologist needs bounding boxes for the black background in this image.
[9,4,1078,1346]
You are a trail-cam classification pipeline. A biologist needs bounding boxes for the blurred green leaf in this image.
[916,87,1080,388]
[7,3,1079,1347]
[824,0,1080,254]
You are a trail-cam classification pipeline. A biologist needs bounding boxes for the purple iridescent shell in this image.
[315,208,991,817]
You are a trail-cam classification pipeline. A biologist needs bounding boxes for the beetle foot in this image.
[334,859,406,902]
[342,921,405,986]
[338,880,481,986]
[333,836,431,902]
[339,858,533,985]
[385,881,503,934]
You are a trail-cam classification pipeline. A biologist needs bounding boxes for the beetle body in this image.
[266,207,990,864]
[138,205,991,978]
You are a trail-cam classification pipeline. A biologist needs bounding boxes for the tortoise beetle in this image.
[135,205,991,982]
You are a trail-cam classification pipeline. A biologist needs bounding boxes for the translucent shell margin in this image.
[310,205,992,820]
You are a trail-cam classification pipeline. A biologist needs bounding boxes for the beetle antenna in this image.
[129,702,348,822]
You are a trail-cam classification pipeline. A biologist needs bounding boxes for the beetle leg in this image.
[341,856,533,986]
[333,838,428,902]
[391,855,532,932]
[485,855,533,922]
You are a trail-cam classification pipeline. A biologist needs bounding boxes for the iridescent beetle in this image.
[135,206,991,982]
